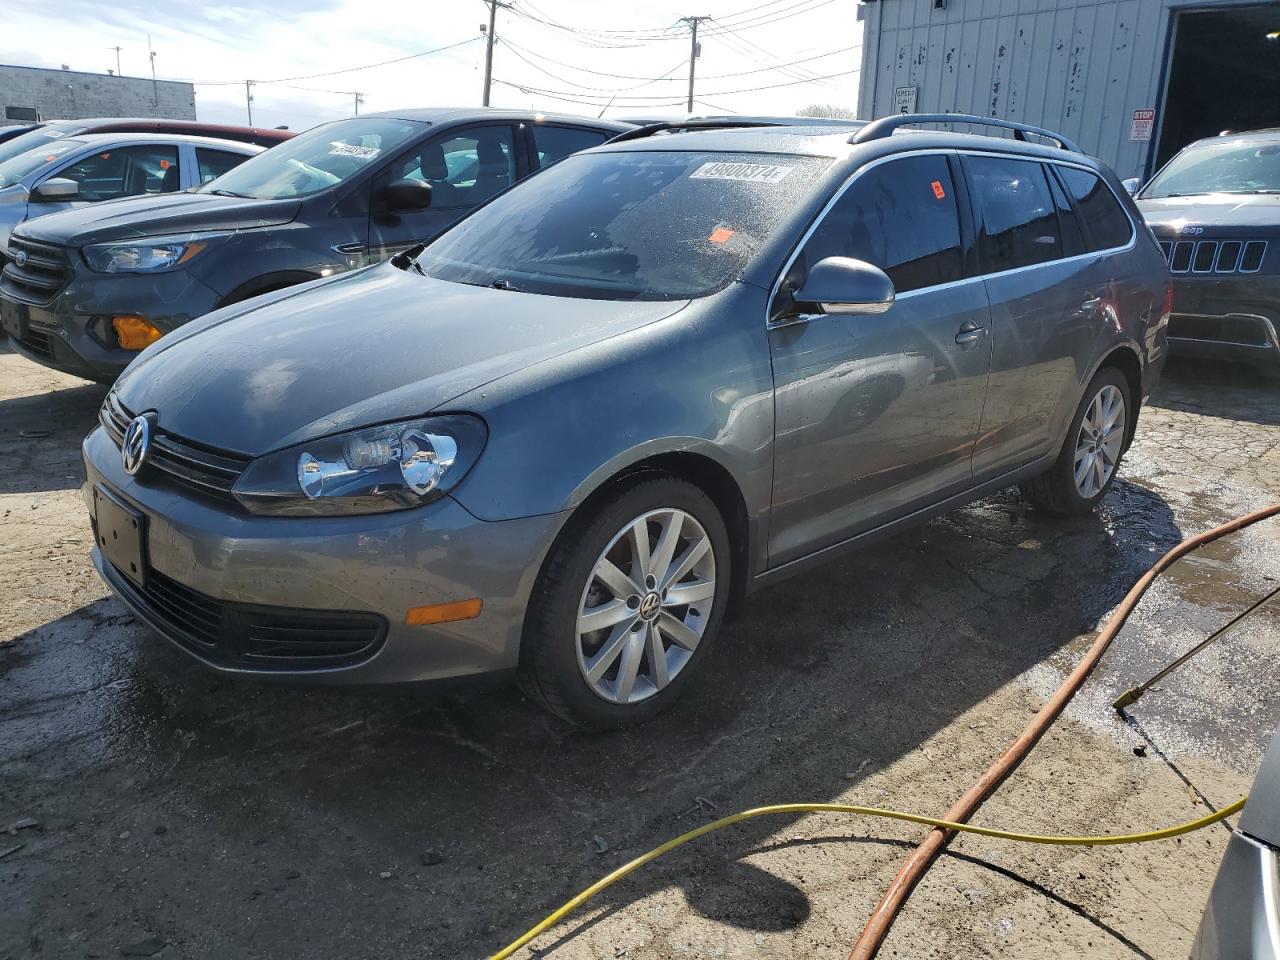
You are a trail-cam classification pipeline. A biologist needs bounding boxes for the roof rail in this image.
[851,113,1082,153]
[608,118,786,143]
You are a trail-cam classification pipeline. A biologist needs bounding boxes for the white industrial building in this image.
[856,0,1280,179]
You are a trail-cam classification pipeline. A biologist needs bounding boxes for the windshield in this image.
[1143,140,1280,198]
[198,116,426,200]
[417,150,830,300]
[0,126,81,169]
[0,138,86,189]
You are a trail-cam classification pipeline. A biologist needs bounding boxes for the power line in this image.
[500,41,687,93]
[501,38,857,82]
[190,36,481,86]
[493,66,860,103]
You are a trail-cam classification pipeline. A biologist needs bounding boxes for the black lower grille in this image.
[14,327,54,360]
[100,393,249,503]
[1168,314,1273,348]
[106,562,387,670]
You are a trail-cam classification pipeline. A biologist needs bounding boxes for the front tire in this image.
[519,476,731,729]
[1019,367,1132,515]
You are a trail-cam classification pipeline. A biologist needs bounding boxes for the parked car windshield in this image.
[0,139,87,188]
[417,150,830,300]
[198,117,426,200]
[0,127,80,170]
[1142,140,1280,198]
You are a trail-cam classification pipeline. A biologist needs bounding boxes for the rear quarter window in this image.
[1057,167,1133,251]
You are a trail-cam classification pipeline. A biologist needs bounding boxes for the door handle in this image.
[954,322,988,345]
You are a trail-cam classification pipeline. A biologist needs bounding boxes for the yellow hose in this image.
[489,796,1246,960]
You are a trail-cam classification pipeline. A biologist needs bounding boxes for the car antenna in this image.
[391,243,426,271]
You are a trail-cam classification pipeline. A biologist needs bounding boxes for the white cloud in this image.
[3,0,862,131]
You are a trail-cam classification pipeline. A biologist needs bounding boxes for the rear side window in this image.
[1057,167,1133,251]
[800,154,963,293]
[534,126,610,167]
[966,156,1063,271]
[196,148,247,184]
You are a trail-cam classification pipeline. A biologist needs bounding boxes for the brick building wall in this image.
[0,64,195,125]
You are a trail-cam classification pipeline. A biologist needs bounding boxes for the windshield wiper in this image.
[491,278,521,292]
[390,243,426,274]
[206,189,248,198]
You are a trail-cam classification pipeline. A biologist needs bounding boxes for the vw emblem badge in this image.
[121,415,153,476]
[12,249,28,267]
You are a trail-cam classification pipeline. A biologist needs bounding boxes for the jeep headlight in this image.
[82,232,225,274]
[232,415,486,516]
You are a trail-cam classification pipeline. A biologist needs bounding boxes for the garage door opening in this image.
[1156,4,1280,170]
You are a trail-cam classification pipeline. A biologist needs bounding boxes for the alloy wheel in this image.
[575,508,716,705]
[1073,384,1125,499]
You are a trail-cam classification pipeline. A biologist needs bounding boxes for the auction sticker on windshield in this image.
[328,143,380,159]
[690,161,794,184]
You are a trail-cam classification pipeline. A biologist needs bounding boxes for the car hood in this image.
[114,263,689,457]
[1137,193,1280,237]
[14,192,301,246]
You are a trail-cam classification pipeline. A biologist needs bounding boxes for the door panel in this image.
[767,154,993,566]
[368,124,519,261]
[961,156,1101,478]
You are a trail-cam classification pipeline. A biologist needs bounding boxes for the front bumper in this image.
[1,266,222,382]
[1165,274,1280,368]
[1191,829,1280,959]
[82,426,567,685]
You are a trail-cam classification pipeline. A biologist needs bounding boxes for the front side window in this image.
[1142,140,1280,198]
[384,126,517,210]
[1057,167,1133,250]
[197,148,249,185]
[966,156,1063,272]
[418,150,829,300]
[799,154,964,293]
[198,117,426,200]
[58,145,180,201]
[534,126,610,167]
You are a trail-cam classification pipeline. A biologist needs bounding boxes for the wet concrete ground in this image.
[1,344,1277,960]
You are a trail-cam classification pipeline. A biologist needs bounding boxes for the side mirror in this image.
[33,178,79,201]
[1121,177,1142,197]
[791,256,895,316]
[379,178,432,212]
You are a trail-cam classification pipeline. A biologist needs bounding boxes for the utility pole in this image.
[245,80,255,125]
[107,45,122,77]
[354,92,364,115]
[680,16,711,114]
[481,0,511,107]
[147,34,158,115]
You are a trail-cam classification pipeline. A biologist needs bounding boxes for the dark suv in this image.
[1135,129,1280,373]
[0,108,627,382]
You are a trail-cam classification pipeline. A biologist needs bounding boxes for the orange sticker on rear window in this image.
[708,226,736,244]
[931,180,946,200]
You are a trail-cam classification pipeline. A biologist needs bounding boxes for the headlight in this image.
[232,416,486,516]
[82,232,224,274]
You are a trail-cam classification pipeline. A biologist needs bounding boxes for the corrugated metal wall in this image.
[856,0,1256,178]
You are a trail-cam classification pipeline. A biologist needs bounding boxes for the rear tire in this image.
[519,475,731,730]
[1019,366,1132,515]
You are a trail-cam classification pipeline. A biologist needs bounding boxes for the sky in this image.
[1,0,863,131]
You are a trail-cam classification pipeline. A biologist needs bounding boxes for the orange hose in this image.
[848,502,1280,960]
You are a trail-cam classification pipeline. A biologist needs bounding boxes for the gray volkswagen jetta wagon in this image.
[83,115,1170,728]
